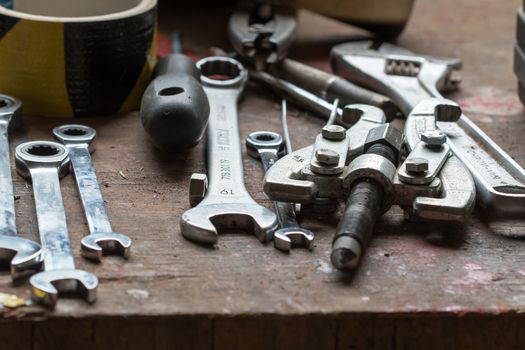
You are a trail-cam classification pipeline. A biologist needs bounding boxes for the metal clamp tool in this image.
[181,57,278,245]
[264,101,476,269]
[263,105,387,207]
[0,95,42,280]
[331,41,525,215]
[53,124,132,261]
[16,141,97,307]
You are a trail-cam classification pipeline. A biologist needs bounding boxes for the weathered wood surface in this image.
[2,0,525,348]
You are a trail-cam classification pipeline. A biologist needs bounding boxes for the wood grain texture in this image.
[0,0,524,348]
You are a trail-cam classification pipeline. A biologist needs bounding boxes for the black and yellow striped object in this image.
[0,0,157,118]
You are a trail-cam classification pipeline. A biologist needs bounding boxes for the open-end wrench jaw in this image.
[274,228,314,252]
[29,269,98,307]
[181,203,277,245]
[0,236,42,279]
[53,124,132,260]
[80,233,131,260]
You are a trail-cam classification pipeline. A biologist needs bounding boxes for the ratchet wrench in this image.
[0,95,42,280]
[53,124,132,261]
[246,131,314,252]
[16,141,97,307]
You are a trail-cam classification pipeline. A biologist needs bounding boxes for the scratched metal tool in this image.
[331,41,525,215]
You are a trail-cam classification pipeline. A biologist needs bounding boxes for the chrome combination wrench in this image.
[331,41,525,215]
[246,131,314,252]
[0,95,42,280]
[180,56,278,244]
[16,141,97,307]
[53,124,131,261]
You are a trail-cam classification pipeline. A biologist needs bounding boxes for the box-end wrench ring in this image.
[246,131,314,251]
[16,141,97,307]
[0,95,42,279]
[181,57,278,244]
[53,125,131,260]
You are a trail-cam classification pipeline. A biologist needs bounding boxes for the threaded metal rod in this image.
[331,142,398,270]
[331,179,384,270]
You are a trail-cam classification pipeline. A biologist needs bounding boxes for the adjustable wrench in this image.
[246,131,314,252]
[181,57,278,244]
[53,125,131,261]
[16,141,97,307]
[0,95,42,279]
[331,41,525,215]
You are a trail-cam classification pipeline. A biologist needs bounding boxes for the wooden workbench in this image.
[2,0,525,348]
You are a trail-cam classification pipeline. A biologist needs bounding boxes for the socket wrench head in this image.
[15,141,70,180]
[0,94,22,128]
[246,131,284,159]
[197,56,248,89]
[53,124,96,153]
[30,269,98,307]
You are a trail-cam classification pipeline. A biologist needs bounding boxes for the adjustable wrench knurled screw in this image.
[53,125,131,261]
[246,131,314,252]
[0,95,42,280]
[16,141,98,307]
[180,57,278,244]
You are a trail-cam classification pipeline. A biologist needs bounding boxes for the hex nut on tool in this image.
[322,125,346,141]
[421,130,447,148]
[406,157,429,174]
[189,173,208,207]
[315,148,340,165]
[364,123,403,158]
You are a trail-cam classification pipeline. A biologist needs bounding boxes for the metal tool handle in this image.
[258,149,299,228]
[0,122,16,237]
[250,71,350,126]
[203,88,250,201]
[68,146,112,234]
[30,169,74,271]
